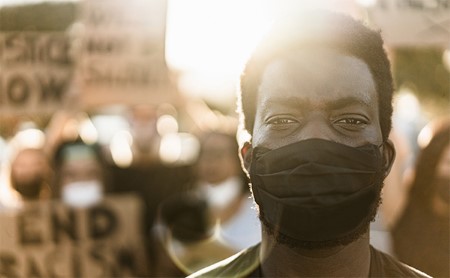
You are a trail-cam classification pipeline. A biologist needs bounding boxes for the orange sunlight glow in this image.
[165,0,361,108]
[165,0,271,75]
[165,0,272,107]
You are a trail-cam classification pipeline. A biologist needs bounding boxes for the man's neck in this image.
[259,231,371,277]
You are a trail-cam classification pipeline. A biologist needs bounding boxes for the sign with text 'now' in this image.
[0,32,73,115]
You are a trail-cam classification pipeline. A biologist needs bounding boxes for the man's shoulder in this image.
[188,244,261,278]
[188,244,431,278]
[369,245,431,277]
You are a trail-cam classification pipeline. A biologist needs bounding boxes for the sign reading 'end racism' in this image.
[0,195,149,278]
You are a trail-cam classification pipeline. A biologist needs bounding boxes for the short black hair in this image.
[238,10,394,142]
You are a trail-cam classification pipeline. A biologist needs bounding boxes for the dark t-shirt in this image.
[188,244,430,277]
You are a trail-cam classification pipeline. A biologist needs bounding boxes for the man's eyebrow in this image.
[261,95,372,113]
[260,96,311,113]
[326,96,372,110]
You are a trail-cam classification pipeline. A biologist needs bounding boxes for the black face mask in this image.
[249,138,385,243]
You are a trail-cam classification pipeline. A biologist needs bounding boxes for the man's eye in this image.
[267,118,296,125]
[335,118,368,128]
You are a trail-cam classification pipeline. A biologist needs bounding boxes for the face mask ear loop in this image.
[377,141,390,173]
[377,140,385,149]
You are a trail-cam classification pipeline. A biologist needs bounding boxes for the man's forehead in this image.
[257,48,376,106]
[258,95,373,113]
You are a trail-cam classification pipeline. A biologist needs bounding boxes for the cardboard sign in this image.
[78,0,178,108]
[366,0,450,47]
[0,194,149,278]
[0,32,73,115]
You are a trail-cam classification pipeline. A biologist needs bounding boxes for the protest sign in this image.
[77,0,178,108]
[366,0,450,47]
[0,194,149,277]
[0,32,74,115]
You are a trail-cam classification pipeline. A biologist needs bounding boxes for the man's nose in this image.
[295,116,334,142]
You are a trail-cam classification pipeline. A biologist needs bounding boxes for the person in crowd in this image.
[52,138,111,208]
[369,128,413,255]
[109,104,195,275]
[45,129,151,276]
[111,104,194,231]
[0,125,51,209]
[151,130,261,276]
[392,117,450,277]
[189,10,429,277]
[194,130,261,251]
[152,191,236,276]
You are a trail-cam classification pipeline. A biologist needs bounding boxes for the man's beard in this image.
[257,183,383,250]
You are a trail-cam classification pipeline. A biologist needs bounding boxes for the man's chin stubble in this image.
[257,190,382,250]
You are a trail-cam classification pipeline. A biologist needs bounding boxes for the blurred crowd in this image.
[0,103,448,277]
[0,102,261,277]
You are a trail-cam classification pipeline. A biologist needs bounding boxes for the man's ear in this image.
[240,142,253,174]
[382,139,396,178]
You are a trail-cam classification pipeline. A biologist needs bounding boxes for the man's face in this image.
[198,134,240,185]
[252,48,382,149]
[249,48,385,248]
[60,157,103,187]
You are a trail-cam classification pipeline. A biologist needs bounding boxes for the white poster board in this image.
[366,0,450,47]
[0,32,73,115]
[77,0,177,108]
[0,194,149,277]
